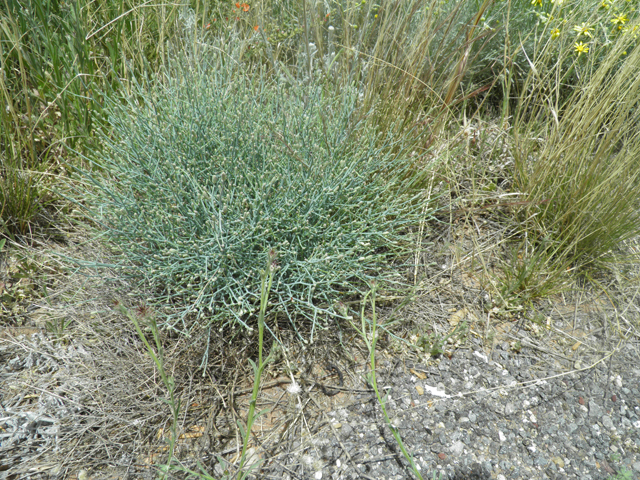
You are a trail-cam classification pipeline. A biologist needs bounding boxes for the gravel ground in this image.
[261,338,640,480]
[2,298,640,480]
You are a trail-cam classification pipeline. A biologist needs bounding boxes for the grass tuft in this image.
[0,158,52,238]
[509,16,640,297]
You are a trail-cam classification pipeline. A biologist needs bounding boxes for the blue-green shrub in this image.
[81,58,436,341]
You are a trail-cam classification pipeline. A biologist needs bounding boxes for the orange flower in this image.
[204,23,211,29]
[235,2,240,8]
[242,3,250,12]
[254,25,259,31]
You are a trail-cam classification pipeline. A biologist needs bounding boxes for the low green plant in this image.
[494,235,569,306]
[417,320,468,358]
[45,316,73,343]
[606,467,634,480]
[78,51,436,352]
[0,253,42,324]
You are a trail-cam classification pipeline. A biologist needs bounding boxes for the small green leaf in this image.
[236,420,246,438]
[256,407,271,418]
[248,358,258,373]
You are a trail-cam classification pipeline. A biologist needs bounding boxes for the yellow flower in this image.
[600,0,612,9]
[623,25,639,39]
[611,14,628,26]
[551,28,561,39]
[531,0,542,5]
[573,22,594,38]
[574,41,589,56]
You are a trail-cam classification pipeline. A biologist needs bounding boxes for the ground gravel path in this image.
[2,305,640,480]
[262,339,640,480]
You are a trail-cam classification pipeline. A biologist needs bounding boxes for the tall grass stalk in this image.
[320,0,499,136]
[248,0,507,142]
[235,250,277,480]
[0,0,191,235]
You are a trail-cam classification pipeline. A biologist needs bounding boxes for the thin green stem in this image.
[118,305,178,479]
[363,285,424,480]
[236,251,275,479]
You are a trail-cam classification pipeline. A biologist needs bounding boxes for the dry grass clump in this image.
[0,238,163,477]
[507,18,640,300]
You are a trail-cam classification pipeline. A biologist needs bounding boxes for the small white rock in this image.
[450,440,465,455]
[473,351,488,363]
[614,374,622,388]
